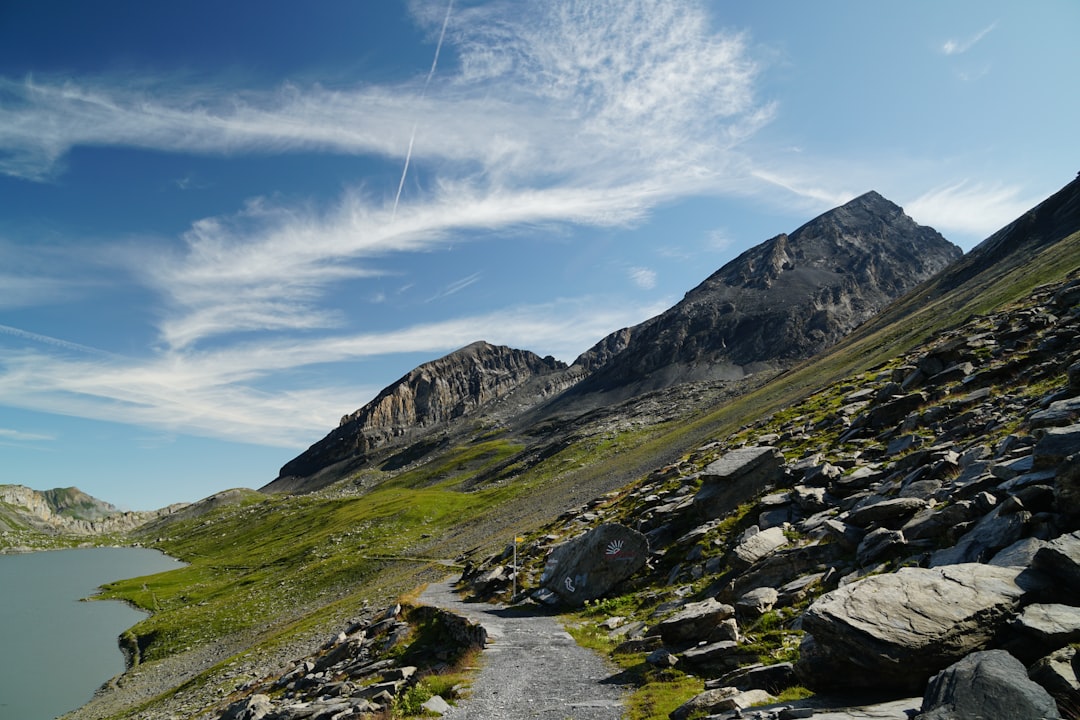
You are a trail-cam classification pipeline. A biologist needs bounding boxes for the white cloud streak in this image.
[905,181,1039,238]
[0,297,668,446]
[629,267,657,290]
[942,22,997,55]
[0,428,54,442]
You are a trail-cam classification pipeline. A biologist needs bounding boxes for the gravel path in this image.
[419,579,628,720]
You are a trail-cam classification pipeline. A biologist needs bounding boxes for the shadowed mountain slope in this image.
[567,191,961,396]
[265,192,960,495]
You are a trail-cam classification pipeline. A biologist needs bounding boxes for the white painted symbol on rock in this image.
[606,540,624,556]
[565,576,576,593]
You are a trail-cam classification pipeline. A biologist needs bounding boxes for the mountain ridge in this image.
[267,191,961,494]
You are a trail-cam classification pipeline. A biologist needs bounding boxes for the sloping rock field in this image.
[463,275,1080,718]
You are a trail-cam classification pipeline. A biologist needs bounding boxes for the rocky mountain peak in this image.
[571,192,961,394]
[264,342,568,493]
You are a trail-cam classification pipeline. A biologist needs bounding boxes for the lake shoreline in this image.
[0,546,184,720]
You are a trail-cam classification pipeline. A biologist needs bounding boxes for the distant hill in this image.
[0,484,185,543]
[267,191,961,494]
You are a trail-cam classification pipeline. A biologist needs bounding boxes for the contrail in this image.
[0,323,117,358]
[392,0,454,221]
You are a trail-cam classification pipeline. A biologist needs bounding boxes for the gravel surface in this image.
[420,580,629,720]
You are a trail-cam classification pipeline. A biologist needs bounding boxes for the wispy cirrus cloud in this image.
[905,181,1037,238]
[0,296,669,446]
[0,0,773,353]
[942,22,997,56]
[0,427,54,443]
[0,0,767,447]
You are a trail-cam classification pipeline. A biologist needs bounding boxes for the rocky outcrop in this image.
[568,191,961,394]
[459,270,1080,718]
[795,564,1039,692]
[538,523,649,606]
[212,603,484,720]
[264,342,568,493]
[916,650,1060,720]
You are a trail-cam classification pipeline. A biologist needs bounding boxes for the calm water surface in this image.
[0,547,182,720]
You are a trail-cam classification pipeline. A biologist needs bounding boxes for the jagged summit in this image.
[263,342,567,493]
[569,191,962,394]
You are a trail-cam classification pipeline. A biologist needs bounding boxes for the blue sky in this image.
[1,0,1077,509]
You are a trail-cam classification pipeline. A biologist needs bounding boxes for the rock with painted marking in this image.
[540,523,649,606]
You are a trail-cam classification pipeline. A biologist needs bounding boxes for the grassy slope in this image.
[86,222,1080,714]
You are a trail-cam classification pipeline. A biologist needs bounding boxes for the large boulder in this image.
[1033,424,1080,470]
[796,563,1039,693]
[1029,646,1080,711]
[539,523,649,606]
[654,597,736,645]
[1033,530,1080,595]
[916,650,1060,720]
[693,447,785,520]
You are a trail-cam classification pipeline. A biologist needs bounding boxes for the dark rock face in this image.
[570,191,961,393]
[916,650,1061,720]
[264,342,567,493]
[539,523,649,606]
[693,446,786,521]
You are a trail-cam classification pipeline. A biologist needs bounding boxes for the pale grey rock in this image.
[989,537,1051,567]
[736,586,779,618]
[796,563,1037,692]
[792,485,828,512]
[645,647,679,667]
[856,527,906,566]
[1028,646,1080,710]
[822,518,867,549]
[669,687,739,720]
[916,650,1060,720]
[421,694,452,716]
[670,687,774,719]
[732,525,789,568]
[654,597,735,644]
[1002,603,1080,663]
[220,694,273,720]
